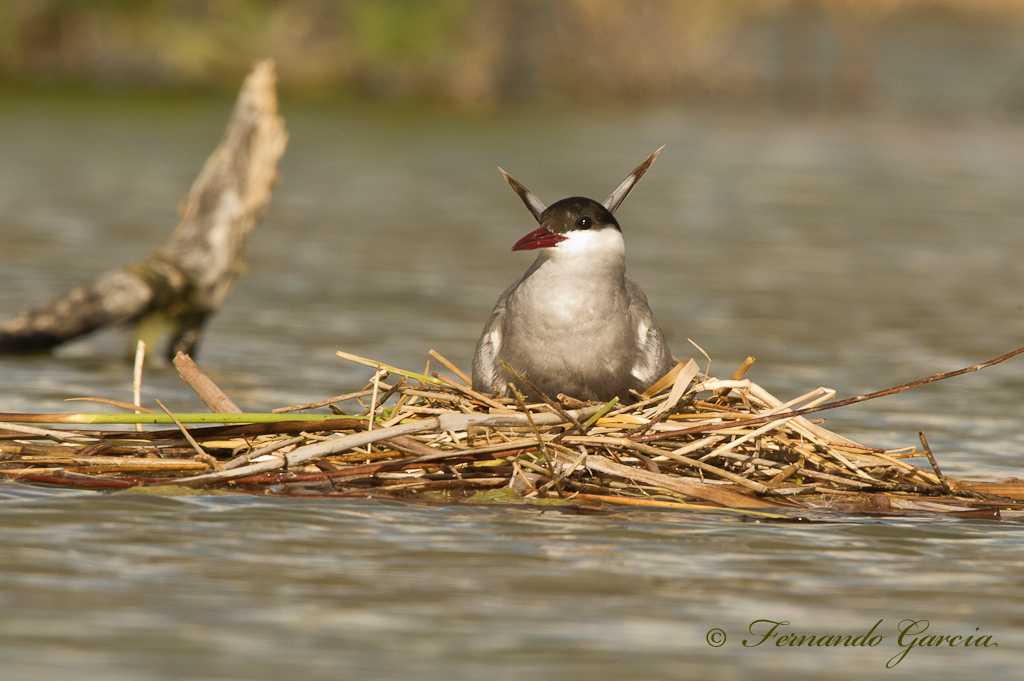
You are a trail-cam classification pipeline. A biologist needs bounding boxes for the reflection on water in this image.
[1,97,1023,679]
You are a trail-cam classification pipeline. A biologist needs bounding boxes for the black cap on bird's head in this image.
[499,146,663,252]
[512,198,616,251]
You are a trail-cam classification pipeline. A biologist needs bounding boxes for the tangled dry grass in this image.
[2,347,1023,519]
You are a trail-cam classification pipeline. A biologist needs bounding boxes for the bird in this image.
[471,148,674,402]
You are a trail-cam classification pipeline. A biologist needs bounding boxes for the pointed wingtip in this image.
[643,145,665,164]
[627,145,664,184]
[498,167,545,223]
[603,146,665,214]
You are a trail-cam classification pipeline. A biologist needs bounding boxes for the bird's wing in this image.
[604,146,664,214]
[499,168,546,223]
[624,279,674,386]
[471,292,509,395]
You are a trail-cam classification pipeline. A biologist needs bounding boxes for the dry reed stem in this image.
[173,352,242,414]
[428,349,472,386]
[649,359,700,419]
[273,389,377,414]
[154,399,217,469]
[133,340,146,432]
[430,376,506,412]
[0,422,94,442]
[582,455,780,508]
[65,397,155,413]
[918,431,952,494]
[3,346,1023,513]
[639,344,1024,446]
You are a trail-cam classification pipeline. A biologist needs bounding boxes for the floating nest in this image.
[2,348,1023,519]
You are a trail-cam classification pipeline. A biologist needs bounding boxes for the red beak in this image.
[512,226,567,251]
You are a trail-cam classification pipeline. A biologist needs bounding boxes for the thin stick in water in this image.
[918,431,952,494]
[273,389,377,414]
[65,397,155,413]
[366,366,382,455]
[133,340,146,432]
[173,352,242,414]
[154,399,216,469]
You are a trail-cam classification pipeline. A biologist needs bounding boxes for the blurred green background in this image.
[3,0,1024,114]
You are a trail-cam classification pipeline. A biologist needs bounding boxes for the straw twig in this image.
[133,340,146,431]
[637,345,1024,444]
[3,346,1023,514]
[918,431,952,494]
[154,399,217,469]
[173,352,242,414]
[428,349,472,386]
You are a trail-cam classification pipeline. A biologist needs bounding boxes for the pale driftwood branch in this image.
[164,406,603,487]
[0,59,287,361]
[0,268,170,354]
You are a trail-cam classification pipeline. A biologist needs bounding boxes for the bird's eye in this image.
[576,216,593,229]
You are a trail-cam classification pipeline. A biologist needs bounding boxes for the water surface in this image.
[0,96,1022,679]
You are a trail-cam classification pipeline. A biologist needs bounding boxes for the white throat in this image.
[516,227,628,320]
[542,227,625,268]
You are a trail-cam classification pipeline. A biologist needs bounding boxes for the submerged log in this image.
[0,59,288,361]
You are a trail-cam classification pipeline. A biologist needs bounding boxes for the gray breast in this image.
[472,276,673,402]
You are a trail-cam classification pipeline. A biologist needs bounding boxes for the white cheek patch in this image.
[551,228,625,259]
